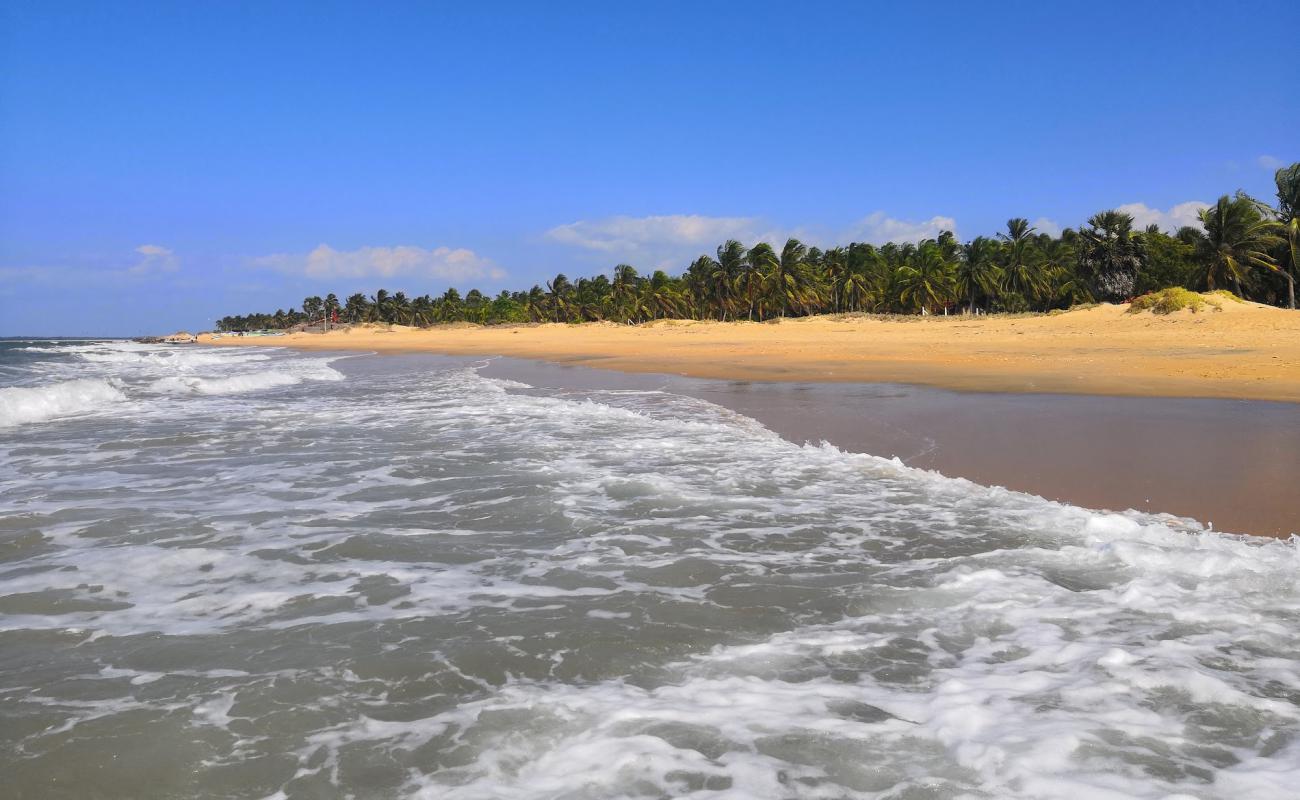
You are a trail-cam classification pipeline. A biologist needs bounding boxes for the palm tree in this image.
[545,274,574,322]
[837,268,878,312]
[640,271,683,319]
[1078,210,1144,302]
[610,264,640,322]
[763,238,817,318]
[389,291,412,324]
[410,294,435,326]
[302,296,323,327]
[895,242,956,314]
[343,293,369,323]
[371,289,391,323]
[704,240,747,320]
[438,288,463,322]
[1272,163,1299,309]
[957,237,1002,313]
[738,242,775,320]
[821,247,848,313]
[998,219,1049,308]
[525,286,547,322]
[1194,194,1284,297]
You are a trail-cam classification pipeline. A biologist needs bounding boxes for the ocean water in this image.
[1,340,1297,800]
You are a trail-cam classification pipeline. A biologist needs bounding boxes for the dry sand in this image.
[201,299,1300,403]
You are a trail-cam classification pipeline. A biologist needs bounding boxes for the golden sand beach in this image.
[201,299,1300,403]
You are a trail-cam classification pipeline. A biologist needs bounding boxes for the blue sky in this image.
[1,1,1296,335]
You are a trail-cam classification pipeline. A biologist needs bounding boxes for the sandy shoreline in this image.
[200,300,1300,403]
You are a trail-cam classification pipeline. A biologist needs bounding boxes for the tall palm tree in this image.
[738,242,775,320]
[302,296,323,326]
[610,264,640,322]
[706,240,747,320]
[837,268,878,312]
[957,237,1002,313]
[763,238,817,318]
[370,289,391,323]
[525,286,547,322]
[343,293,369,323]
[1272,163,1299,309]
[822,247,848,313]
[545,274,575,322]
[1195,194,1284,297]
[998,219,1049,308]
[410,294,435,326]
[895,242,956,314]
[640,271,683,319]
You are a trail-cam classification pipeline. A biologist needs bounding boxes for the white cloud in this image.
[129,243,178,274]
[1030,217,1063,237]
[848,211,957,245]
[1258,155,1287,170]
[544,214,758,253]
[251,244,504,281]
[543,211,965,268]
[1115,201,1209,232]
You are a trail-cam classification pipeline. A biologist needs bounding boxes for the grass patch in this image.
[1206,289,1245,303]
[1128,288,1222,315]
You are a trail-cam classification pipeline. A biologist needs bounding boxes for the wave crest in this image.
[0,378,127,427]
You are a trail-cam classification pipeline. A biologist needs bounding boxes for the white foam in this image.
[147,363,341,396]
[0,377,127,427]
[1,355,1296,798]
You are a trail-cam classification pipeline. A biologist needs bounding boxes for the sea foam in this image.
[0,377,127,427]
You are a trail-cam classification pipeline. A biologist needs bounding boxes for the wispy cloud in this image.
[1115,201,1208,232]
[130,243,178,274]
[1258,155,1287,170]
[544,211,961,268]
[0,243,180,286]
[544,215,759,253]
[250,244,504,282]
[847,212,957,245]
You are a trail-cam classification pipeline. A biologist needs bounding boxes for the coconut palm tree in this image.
[957,237,1002,313]
[997,219,1050,308]
[1194,194,1284,297]
[610,264,640,322]
[703,240,747,320]
[837,268,878,312]
[370,289,391,322]
[1272,163,1299,309]
[763,238,817,318]
[343,293,369,323]
[896,242,956,314]
[435,288,462,321]
[545,274,574,322]
[640,271,683,319]
[821,247,849,313]
[738,242,775,320]
[302,296,323,326]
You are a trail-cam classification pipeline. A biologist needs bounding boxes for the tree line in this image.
[216,166,1299,332]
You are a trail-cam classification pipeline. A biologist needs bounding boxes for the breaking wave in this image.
[0,377,127,427]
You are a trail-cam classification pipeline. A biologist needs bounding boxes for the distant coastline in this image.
[200,298,1300,404]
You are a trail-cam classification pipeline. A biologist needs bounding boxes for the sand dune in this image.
[200,299,1300,402]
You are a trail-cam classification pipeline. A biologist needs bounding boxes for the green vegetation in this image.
[1127,288,1218,315]
[217,165,1300,331]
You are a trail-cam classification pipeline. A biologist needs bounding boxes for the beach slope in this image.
[200,300,1300,402]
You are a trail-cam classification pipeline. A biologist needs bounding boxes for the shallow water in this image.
[1,341,1297,799]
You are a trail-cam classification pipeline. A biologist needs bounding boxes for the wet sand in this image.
[482,358,1300,539]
